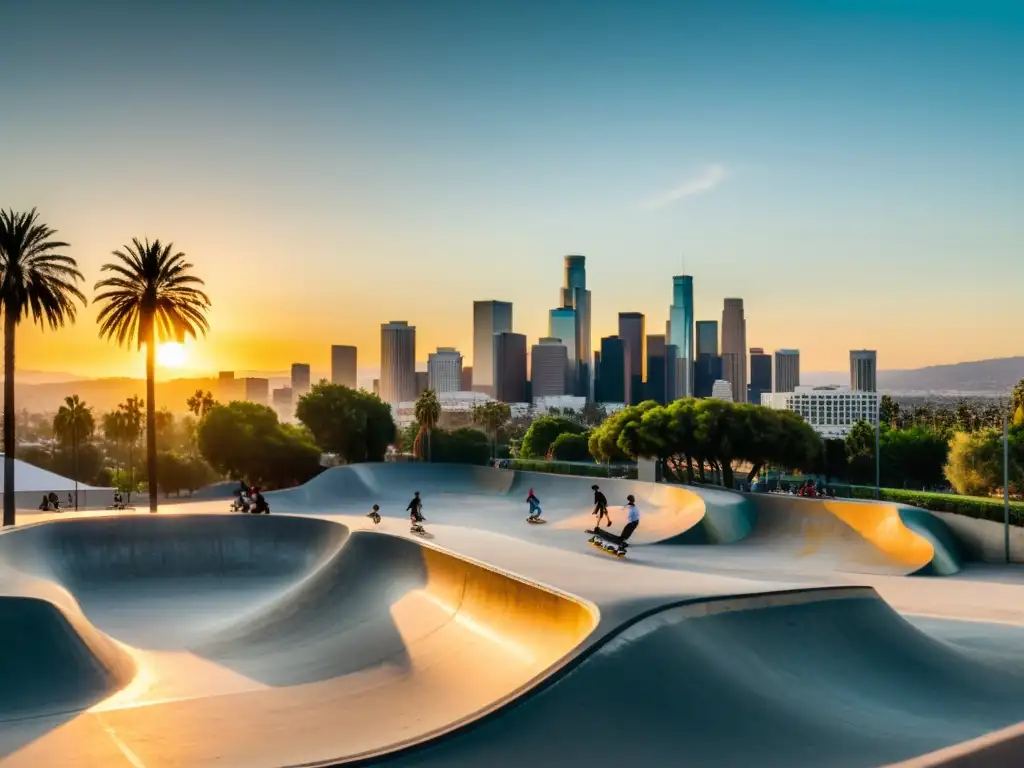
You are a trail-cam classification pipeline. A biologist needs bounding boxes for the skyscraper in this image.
[530,338,568,399]
[560,255,592,399]
[665,344,679,401]
[414,371,429,397]
[427,347,462,393]
[774,349,800,393]
[290,363,311,398]
[748,348,772,404]
[721,299,747,404]
[646,335,667,404]
[596,336,629,404]
[331,345,357,388]
[460,366,473,391]
[618,312,645,405]
[850,350,878,392]
[380,321,416,405]
[694,354,723,398]
[472,301,513,395]
[271,387,293,420]
[244,377,269,405]
[668,276,695,398]
[548,306,577,394]
[494,332,527,403]
[695,320,719,357]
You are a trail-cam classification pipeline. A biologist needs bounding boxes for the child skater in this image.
[526,488,542,521]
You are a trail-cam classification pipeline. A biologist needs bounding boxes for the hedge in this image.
[848,486,1024,527]
[505,459,638,480]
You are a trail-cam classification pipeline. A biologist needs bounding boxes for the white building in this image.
[533,395,587,413]
[427,347,463,393]
[761,385,880,438]
[393,391,531,427]
[710,379,733,402]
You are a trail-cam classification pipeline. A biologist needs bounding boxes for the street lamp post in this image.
[1004,410,1010,564]
[874,412,880,500]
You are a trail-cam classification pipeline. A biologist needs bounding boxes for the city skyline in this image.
[4,2,1022,378]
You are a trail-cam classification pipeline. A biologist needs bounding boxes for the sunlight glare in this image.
[157,342,188,368]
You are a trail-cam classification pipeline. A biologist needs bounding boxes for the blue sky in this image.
[2,0,1022,376]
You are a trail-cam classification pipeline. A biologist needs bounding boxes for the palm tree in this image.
[186,389,216,420]
[94,240,210,513]
[471,401,511,460]
[53,395,95,509]
[413,389,441,461]
[119,397,144,502]
[0,209,86,526]
[101,410,128,476]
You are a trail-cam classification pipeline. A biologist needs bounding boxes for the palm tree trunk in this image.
[3,306,16,527]
[73,433,79,511]
[146,328,158,513]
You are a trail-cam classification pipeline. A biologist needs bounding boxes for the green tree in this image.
[821,438,848,483]
[549,432,591,462]
[471,401,511,458]
[1011,379,1024,418]
[413,389,441,461]
[520,416,585,459]
[295,382,396,463]
[879,395,901,428]
[53,395,95,508]
[95,239,210,513]
[117,397,145,501]
[186,389,217,419]
[431,428,491,465]
[0,209,86,526]
[197,401,321,488]
[51,444,104,486]
[845,420,876,485]
[881,426,949,490]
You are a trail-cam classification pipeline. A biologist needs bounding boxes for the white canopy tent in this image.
[0,454,116,510]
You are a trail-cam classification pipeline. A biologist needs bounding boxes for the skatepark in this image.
[3,463,1024,767]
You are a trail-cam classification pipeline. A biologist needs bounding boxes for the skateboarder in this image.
[367,504,382,524]
[407,492,426,532]
[526,488,542,520]
[591,485,611,527]
[250,487,270,514]
[617,494,641,544]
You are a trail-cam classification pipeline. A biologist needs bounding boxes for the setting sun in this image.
[157,342,188,368]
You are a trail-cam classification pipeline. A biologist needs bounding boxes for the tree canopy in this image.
[294,382,396,463]
[520,416,586,459]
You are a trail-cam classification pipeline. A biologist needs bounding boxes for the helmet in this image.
[372,504,379,511]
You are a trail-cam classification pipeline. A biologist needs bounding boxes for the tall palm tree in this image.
[119,396,144,502]
[95,239,210,513]
[471,401,511,460]
[53,395,95,509]
[186,389,216,419]
[0,209,86,526]
[413,389,441,461]
[101,410,128,476]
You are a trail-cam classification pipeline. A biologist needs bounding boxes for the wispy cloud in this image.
[642,164,729,209]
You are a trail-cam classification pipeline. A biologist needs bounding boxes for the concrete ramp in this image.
[272,463,755,545]
[746,495,963,576]
[375,587,1024,767]
[0,514,598,767]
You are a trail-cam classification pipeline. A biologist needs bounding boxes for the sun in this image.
[157,342,188,368]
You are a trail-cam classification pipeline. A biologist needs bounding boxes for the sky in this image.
[2,0,1022,379]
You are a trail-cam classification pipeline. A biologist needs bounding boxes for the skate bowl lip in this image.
[330,584,877,767]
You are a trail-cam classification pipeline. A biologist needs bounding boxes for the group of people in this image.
[233,481,270,514]
[365,484,641,546]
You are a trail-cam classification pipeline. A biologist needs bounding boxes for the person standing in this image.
[617,494,641,545]
[407,491,426,531]
[591,484,611,527]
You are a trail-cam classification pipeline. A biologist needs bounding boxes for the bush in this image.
[520,417,586,459]
[549,433,592,462]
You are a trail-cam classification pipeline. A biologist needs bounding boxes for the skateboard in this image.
[526,517,547,524]
[410,525,427,535]
[585,528,627,558]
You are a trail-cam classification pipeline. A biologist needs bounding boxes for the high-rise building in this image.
[290,363,311,399]
[414,371,429,397]
[711,380,734,402]
[618,312,645,405]
[380,321,416,405]
[665,344,679,402]
[596,336,630,404]
[748,348,772,404]
[774,349,800,393]
[271,386,293,419]
[472,301,513,395]
[331,345,357,388]
[494,332,527,403]
[530,338,568,399]
[217,371,242,402]
[695,320,719,357]
[668,276,695,398]
[646,335,668,404]
[460,366,473,391]
[721,299,747,404]
[371,378,379,396]
[560,255,592,399]
[548,306,577,395]
[427,347,463,393]
[850,350,878,392]
[762,385,879,438]
[244,377,269,405]
[694,354,723,398]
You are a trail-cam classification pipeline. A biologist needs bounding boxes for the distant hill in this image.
[12,377,221,414]
[804,357,1024,395]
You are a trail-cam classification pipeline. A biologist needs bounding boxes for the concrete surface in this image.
[1,462,1023,767]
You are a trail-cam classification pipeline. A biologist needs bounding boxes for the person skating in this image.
[367,504,382,524]
[591,484,611,527]
[250,487,270,514]
[526,488,542,521]
[616,494,641,547]
[407,491,426,532]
